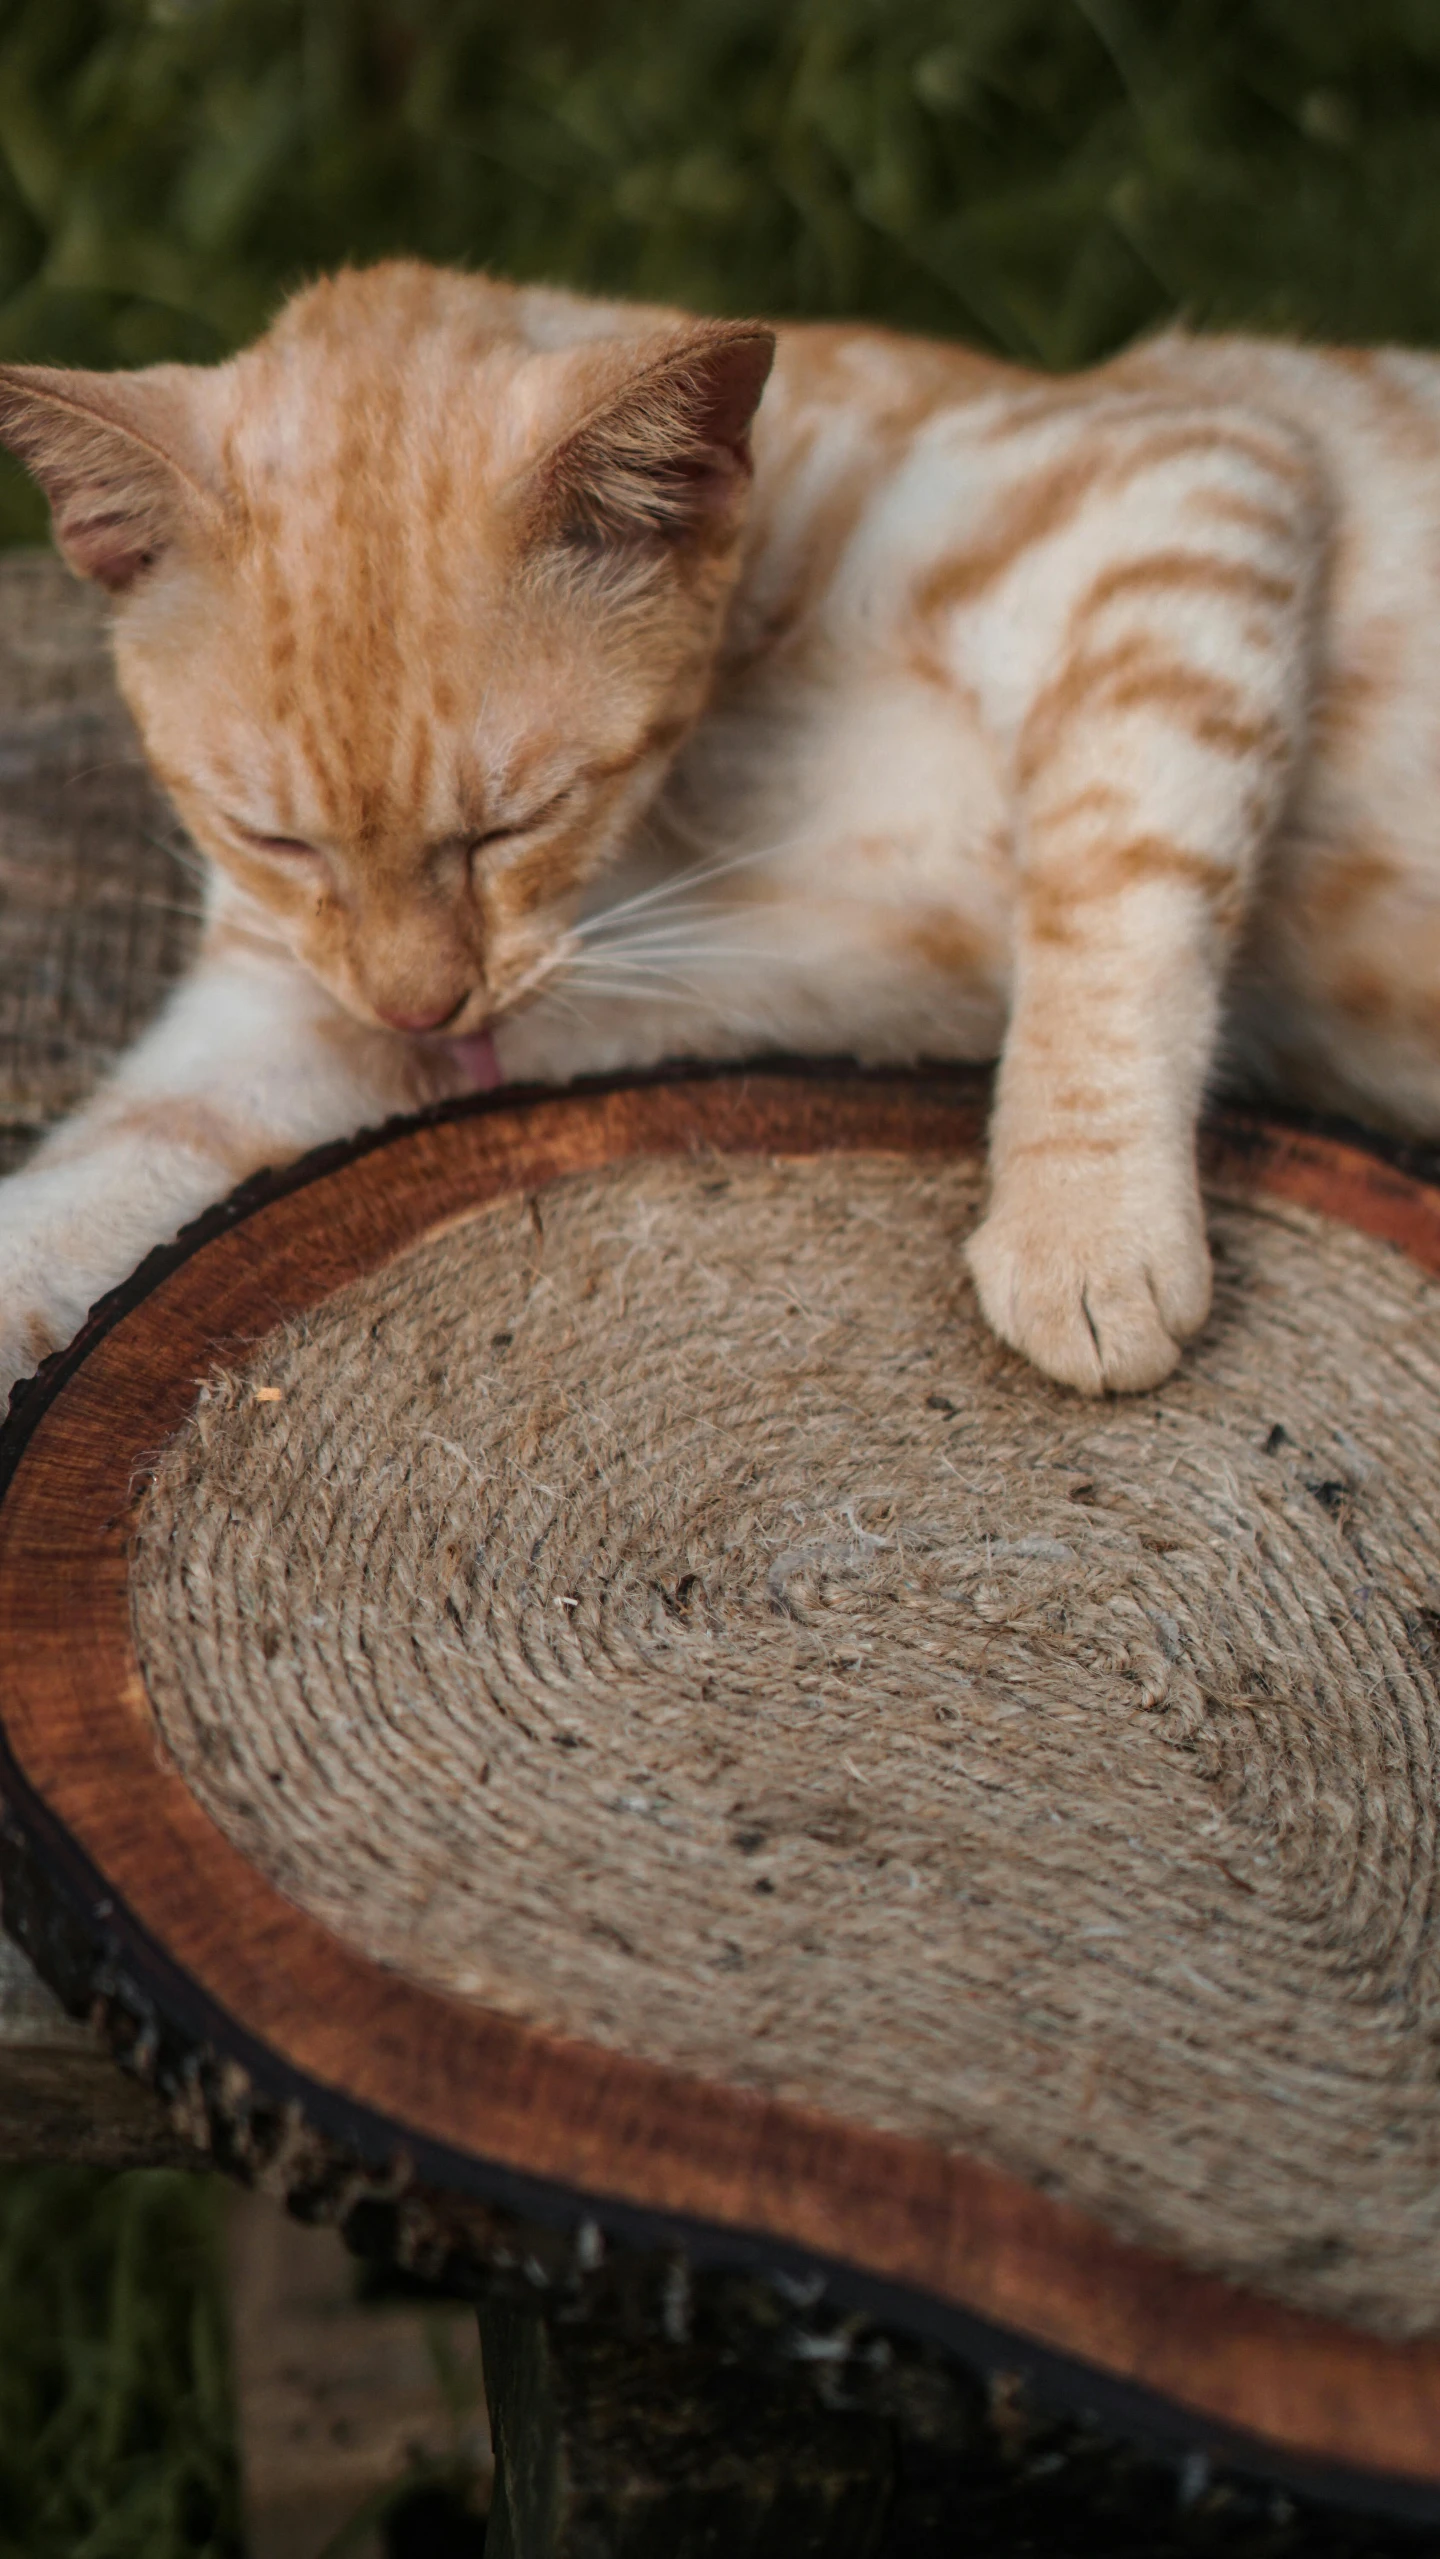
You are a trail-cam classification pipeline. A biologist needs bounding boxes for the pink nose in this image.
[376,1000,464,1034]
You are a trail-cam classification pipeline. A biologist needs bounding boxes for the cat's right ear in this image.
[0,363,220,594]
[529,324,776,557]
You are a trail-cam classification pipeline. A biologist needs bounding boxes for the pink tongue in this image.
[450,1029,504,1091]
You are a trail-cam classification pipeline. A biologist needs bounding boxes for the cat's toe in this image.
[965,1200,1211,1395]
[1142,1222,1214,1348]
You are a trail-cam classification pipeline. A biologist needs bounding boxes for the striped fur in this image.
[0,263,1437,1393]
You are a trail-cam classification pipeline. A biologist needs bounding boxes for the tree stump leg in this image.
[479,2297,894,2558]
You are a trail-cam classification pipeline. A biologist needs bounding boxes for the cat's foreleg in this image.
[0,933,448,1403]
[966,421,1323,1392]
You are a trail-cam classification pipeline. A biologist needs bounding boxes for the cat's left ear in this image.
[0,362,222,594]
[533,323,776,552]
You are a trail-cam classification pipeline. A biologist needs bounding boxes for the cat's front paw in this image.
[965,1164,1212,1394]
[0,1206,95,1411]
[0,1298,68,1411]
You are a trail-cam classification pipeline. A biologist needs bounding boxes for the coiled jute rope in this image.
[131,1153,1440,2336]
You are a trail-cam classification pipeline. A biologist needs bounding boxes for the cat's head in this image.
[0,263,773,1036]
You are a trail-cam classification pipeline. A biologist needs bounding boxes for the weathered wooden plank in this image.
[0,549,198,1171]
[0,1918,180,2160]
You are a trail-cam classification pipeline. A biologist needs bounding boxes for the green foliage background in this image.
[4,0,1440,543]
[0,2169,237,2558]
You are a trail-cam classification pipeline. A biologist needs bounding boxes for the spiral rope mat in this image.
[127,1137,1440,2344]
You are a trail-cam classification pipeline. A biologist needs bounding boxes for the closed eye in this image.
[467,786,574,856]
[224,815,323,861]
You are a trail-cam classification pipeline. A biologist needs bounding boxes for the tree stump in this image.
[478,2298,892,2558]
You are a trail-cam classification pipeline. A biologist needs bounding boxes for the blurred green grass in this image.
[5,0,1440,542]
[0,2167,238,2559]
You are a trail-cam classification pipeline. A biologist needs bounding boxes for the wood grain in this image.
[2,1070,1438,2496]
[0,551,195,1170]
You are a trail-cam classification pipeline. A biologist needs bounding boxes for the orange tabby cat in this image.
[0,260,1430,1397]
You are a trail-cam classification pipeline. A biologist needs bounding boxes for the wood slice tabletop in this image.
[4,1065,1440,2514]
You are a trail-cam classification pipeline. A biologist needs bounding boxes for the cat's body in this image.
[0,261,1437,1398]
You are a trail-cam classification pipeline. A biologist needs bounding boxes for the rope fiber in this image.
[130,1151,1440,2337]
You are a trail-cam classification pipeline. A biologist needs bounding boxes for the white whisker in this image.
[118,892,206,923]
[537,973,779,1038]
[558,970,693,996]
[581,911,739,941]
[574,842,779,939]
[146,830,209,884]
[574,919,767,958]
[63,757,146,790]
[566,947,763,976]
[561,977,705,1004]
[526,985,588,1027]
